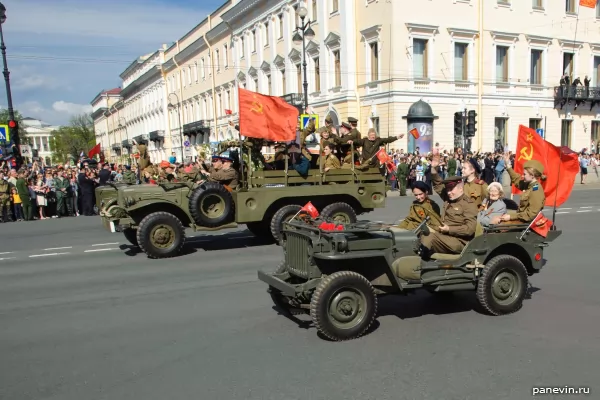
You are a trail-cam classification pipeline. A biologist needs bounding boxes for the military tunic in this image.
[506,168,545,222]
[343,137,398,165]
[395,162,409,196]
[432,171,488,207]
[137,144,151,171]
[0,179,10,220]
[317,154,341,171]
[121,170,137,184]
[397,199,442,230]
[209,167,239,189]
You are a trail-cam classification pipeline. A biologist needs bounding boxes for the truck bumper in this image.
[257,270,296,297]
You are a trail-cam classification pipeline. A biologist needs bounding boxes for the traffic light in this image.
[453,112,463,137]
[8,119,18,141]
[466,110,477,137]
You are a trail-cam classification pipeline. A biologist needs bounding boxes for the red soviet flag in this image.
[238,88,299,142]
[88,143,101,158]
[375,148,391,164]
[530,213,553,238]
[580,0,597,8]
[301,201,319,218]
[409,128,420,139]
[512,125,579,207]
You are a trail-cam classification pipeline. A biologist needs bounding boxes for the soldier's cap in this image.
[348,117,358,124]
[467,157,482,175]
[325,115,332,123]
[212,155,223,162]
[220,156,234,163]
[412,181,430,194]
[442,176,463,190]
[125,165,131,170]
[524,159,544,173]
[341,122,352,130]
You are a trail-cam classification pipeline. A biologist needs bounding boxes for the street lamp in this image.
[0,2,21,169]
[167,92,184,162]
[292,6,315,111]
[118,117,126,164]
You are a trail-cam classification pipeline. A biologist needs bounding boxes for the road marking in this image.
[91,243,119,247]
[580,206,593,209]
[555,211,570,214]
[84,248,119,253]
[43,247,73,251]
[558,208,572,210]
[0,252,14,255]
[29,252,70,258]
[0,257,16,261]
[577,210,592,213]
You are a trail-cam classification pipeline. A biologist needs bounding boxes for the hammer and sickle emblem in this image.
[518,144,533,162]
[250,95,263,114]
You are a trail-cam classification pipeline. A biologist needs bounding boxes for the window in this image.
[313,57,320,91]
[530,49,542,85]
[371,117,380,135]
[278,14,284,39]
[240,37,245,58]
[281,69,286,94]
[332,0,339,13]
[217,94,222,117]
[333,50,341,86]
[193,63,198,81]
[370,42,379,81]
[496,45,508,83]
[254,77,258,91]
[454,43,468,81]
[597,2,600,18]
[494,118,507,150]
[561,119,572,147]
[413,39,428,79]
[312,0,318,21]
[264,22,269,46]
[224,44,229,67]
[563,52,574,77]
[594,56,600,86]
[252,30,256,52]
[267,74,272,95]
[187,66,192,86]
[592,121,600,144]
[532,0,543,9]
[498,0,511,4]
[529,118,541,130]
[566,0,576,13]
[296,63,302,92]
[215,49,220,71]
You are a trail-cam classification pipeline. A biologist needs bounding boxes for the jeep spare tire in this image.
[321,202,357,224]
[189,181,235,227]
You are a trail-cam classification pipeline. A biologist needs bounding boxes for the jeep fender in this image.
[124,200,193,226]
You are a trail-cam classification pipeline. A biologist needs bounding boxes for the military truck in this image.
[102,162,387,259]
[95,182,133,229]
[258,214,562,341]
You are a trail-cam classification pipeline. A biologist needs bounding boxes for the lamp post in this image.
[167,92,184,162]
[118,117,126,165]
[292,6,315,111]
[0,2,20,168]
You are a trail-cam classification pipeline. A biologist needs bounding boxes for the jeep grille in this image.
[285,232,311,279]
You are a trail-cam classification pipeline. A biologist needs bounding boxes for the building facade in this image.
[91,0,600,159]
[22,117,59,165]
[91,88,122,161]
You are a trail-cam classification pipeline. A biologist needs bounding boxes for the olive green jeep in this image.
[258,214,562,341]
[103,166,387,259]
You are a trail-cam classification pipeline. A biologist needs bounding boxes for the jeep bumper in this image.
[257,270,296,297]
[103,217,135,233]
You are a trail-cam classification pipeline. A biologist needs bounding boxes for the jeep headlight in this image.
[331,234,348,253]
[124,196,136,207]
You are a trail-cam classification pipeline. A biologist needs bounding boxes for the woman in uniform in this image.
[317,143,341,172]
[397,181,442,230]
[498,155,546,223]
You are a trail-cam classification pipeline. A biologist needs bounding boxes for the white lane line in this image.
[29,252,70,258]
[558,208,572,210]
[0,257,16,261]
[91,243,119,247]
[84,248,119,253]
[577,210,592,213]
[43,247,73,251]
[555,212,570,214]
[580,206,593,209]
[0,252,14,255]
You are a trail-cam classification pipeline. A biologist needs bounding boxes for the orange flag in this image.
[512,125,579,207]
[580,0,597,8]
[300,201,319,218]
[530,213,553,238]
[409,128,420,139]
[375,148,391,164]
[238,88,299,142]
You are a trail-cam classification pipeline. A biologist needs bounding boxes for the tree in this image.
[49,113,96,163]
[0,108,28,142]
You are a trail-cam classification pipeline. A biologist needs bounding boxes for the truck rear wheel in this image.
[321,202,357,224]
[136,212,185,259]
[310,271,377,341]
[270,205,302,245]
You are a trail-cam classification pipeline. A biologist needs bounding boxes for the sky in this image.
[0,0,224,126]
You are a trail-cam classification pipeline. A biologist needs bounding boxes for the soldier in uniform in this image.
[343,128,404,167]
[205,156,239,189]
[395,156,409,196]
[0,171,10,222]
[133,139,151,176]
[121,165,137,184]
[499,157,546,223]
[54,168,72,217]
[431,156,487,208]
[347,117,361,139]
[317,143,341,172]
[397,181,442,230]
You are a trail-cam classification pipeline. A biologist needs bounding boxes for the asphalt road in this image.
[1,188,598,400]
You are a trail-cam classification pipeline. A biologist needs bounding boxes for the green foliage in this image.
[49,114,96,163]
[0,109,28,141]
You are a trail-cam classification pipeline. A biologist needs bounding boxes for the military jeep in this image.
[95,182,134,229]
[258,215,562,341]
[103,165,387,259]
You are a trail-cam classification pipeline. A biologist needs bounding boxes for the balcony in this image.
[554,85,600,111]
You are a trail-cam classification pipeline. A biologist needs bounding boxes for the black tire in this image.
[270,205,302,245]
[320,202,358,224]
[310,271,377,341]
[246,221,274,240]
[123,228,138,246]
[188,181,235,227]
[136,212,185,259]
[477,255,528,316]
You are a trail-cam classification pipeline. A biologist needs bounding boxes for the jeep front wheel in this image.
[477,255,528,316]
[321,202,357,224]
[310,271,377,341]
[136,212,185,259]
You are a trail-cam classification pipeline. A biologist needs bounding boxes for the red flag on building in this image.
[530,213,553,238]
[375,148,391,164]
[88,143,101,158]
[409,128,420,139]
[511,125,579,207]
[580,0,597,9]
[224,109,232,115]
[300,201,319,219]
[238,88,299,141]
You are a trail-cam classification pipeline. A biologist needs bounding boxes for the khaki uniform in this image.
[121,170,137,184]
[432,172,488,208]
[0,179,10,221]
[137,144,151,171]
[349,127,362,140]
[317,154,341,171]
[506,168,545,222]
[397,199,442,230]
[209,167,238,189]
[344,137,398,165]
[396,162,409,196]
